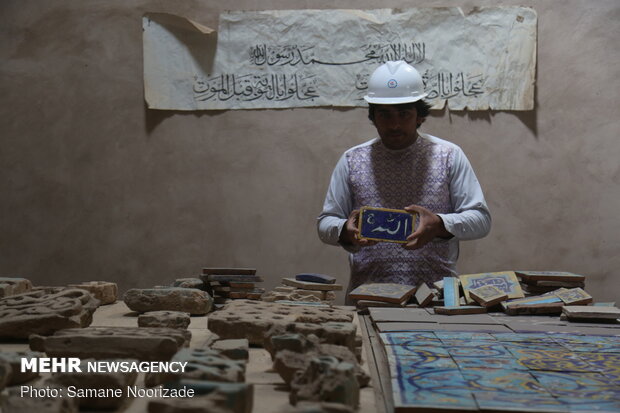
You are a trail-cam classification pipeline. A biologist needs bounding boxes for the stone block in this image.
[211,339,250,361]
[45,358,138,410]
[138,311,191,329]
[0,288,99,339]
[67,281,118,305]
[0,350,42,385]
[166,379,253,413]
[0,277,32,298]
[1,385,79,413]
[290,356,359,408]
[145,347,246,387]
[208,300,353,346]
[30,327,188,361]
[123,287,213,315]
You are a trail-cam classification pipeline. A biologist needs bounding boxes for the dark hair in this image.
[368,100,432,126]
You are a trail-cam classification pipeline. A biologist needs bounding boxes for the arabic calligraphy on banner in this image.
[143,7,537,110]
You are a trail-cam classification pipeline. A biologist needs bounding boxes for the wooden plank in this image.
[515,271,585,283]
[281,277,343,291]
[202,267,256,275]
[359,314,391,413]
[562,305,620,320]
[434,306,487,315]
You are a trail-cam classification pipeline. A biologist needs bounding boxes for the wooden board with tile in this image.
[357,206,416,243]
[349,283,417,304]
[554,287,593,305]
[459,271,524,304]
[469,285,508,308]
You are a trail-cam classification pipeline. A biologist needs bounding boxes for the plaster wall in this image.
[1,0,618,303]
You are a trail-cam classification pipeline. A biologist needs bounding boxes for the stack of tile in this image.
[200,268,264,304]
[515,271,586,295]
[349,283,417,310]
[262,273,342,304]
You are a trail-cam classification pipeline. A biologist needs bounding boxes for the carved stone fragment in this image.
[171,277,208,290]
[0,350,43,385]
[0,277,32,298]
[211,339,250,361]
[0,288,99,338]
[123,287,213,315]
[67,281,118,305]
[45,358,138,410]
[263,322,359,357]
[138,311,191,329]
[1,385,79,413]
[208,300,353,346]
[29,327,188,361]
[144,347,246,387]
[290,356,360,408]
[159,379,254,413]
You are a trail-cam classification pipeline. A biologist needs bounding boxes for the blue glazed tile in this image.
[531,371,620,400]
[445,342,512,358]
[392,376,478,411]
[461,369,549,394]
[472,391,568,412]
[391,354,458,374]
[492,332,558,343]
[503,341,566,353]
[435,331,496,342]
[379,331,442,347]
[386,344,450,358]
[453,356,528,371]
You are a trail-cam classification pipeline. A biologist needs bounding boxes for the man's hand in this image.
[403,204,453,250]
[339,209,378,247]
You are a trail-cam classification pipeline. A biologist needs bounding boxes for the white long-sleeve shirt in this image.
[317,134,491,279]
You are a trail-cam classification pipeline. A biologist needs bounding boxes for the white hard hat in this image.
[364,61,428,104]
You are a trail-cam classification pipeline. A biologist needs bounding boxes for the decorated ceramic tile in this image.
[389,353,459,374]
[385,344,450,358]
[445,342,512,358]
[576,352,620,373]
[461,369,549,394]
[379,332,442,347]
[452,356,528,370]
[501,341,567,352]
[435,331,496,342]
[472,391,568,412]
[358,206,416,243]
[515,270,586,283]
[554,287,593,305]
[532,371,620,412]
[348,283,416,304]
[442,276,461,307]
[517,353,594,372]
[391,375,478,411]
[459,271,524,304]
[492,332,558,343]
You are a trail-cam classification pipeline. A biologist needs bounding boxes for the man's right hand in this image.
[339,209,377,247]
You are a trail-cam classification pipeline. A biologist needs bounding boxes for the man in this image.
[317,61,491,299]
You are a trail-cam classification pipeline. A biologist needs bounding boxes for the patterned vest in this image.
[346,135,455,291]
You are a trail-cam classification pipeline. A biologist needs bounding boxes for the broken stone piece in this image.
[144,347,246,387]
[45,358,138,410]
[29,327,188,361]
[208,300,353,346]
[138,311,191,329]
[0,288,99,338]
[165,379,253,413]
[290,356,359,408]
[0,350,42,385]
[67,281,118,305]
[0,277,32,298]
[123,287,213,315]
[211,339,250,361]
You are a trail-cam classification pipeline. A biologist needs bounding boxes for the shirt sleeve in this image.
[436,148,492,240]
[317,153,359,251]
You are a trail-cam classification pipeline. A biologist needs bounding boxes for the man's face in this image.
[373,104,419,150]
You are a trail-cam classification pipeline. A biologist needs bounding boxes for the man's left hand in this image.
[402,204,453,250]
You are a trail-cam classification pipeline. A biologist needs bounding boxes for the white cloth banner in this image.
[143,8,537,111]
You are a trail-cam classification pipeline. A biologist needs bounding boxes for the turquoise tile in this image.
[379,331,442,347]
[453,356,528,370]
[493,332,557,343]
[435,331,496,342]
[445,342,512,358]
[472,391,568,412]
[461,369,549,394]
